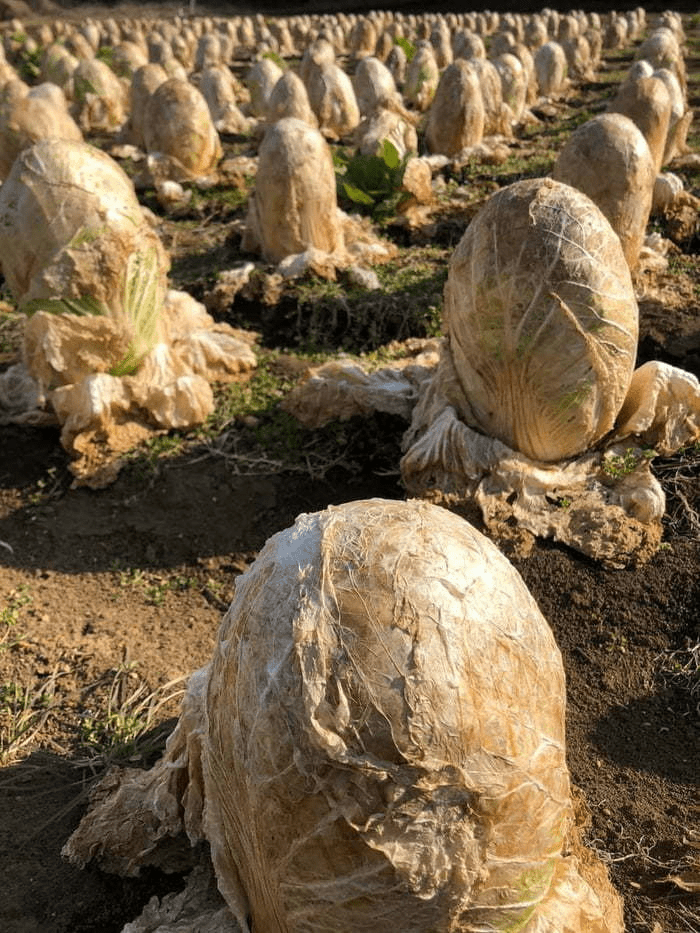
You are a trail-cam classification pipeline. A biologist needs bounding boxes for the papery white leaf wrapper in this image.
[401,345,698,566]
[281,341,441,427]
[64,499,623,933]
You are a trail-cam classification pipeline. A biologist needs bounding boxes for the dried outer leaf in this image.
[11,291,257,486]
[281,340,440,428]
[63,666,209,875]
[121,863,240,933]
[613,360,700,455]
[402,403,665,567]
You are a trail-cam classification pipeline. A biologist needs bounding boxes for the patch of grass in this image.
[0,669,64,764]
[460,149,557,190]
[393,35,416,62]
[0,303,23,362]
[262,49,285,69]
[205,354,297,434]
[77,662,185,769]
[188,182,251,213]
[113,564,197,605]
[1,586,31,651]
[16,45,41,81]
[239,246,447,353]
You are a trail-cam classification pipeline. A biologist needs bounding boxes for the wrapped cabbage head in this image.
[64,498,623,933]
[242,117,343,263]
[0,81,83,181]
[0,138,170,376]
[143,78,223,179]
[442,177,638,462]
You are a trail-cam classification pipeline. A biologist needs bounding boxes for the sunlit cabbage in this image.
[403,40,439,111]
[266,70,317,127]
[0,81,83,180]
[63,498,624,933]
[553,113,655,271]
[122,63,168,149]
[425,60,485,157]
[246,56,284,118]
[442,177,639,462]
[534,40,568,97]
[306,61,361,139]
[70,57,128,133]
[608,73,671,173]
[143,77,222,179]
[200,65,251,134]
[0,139,169,376]
[242,117,343,263]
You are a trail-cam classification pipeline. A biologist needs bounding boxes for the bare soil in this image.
[0,8,699,933]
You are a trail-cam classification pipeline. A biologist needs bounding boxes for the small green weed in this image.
[95,45,114,68]
[16,45,41,81]
[262,50,285,69]
[27,466,67,506]
[114,566,196,606]
[601,447,656,480]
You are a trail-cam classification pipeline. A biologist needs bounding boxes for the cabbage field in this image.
[0,5,698,932]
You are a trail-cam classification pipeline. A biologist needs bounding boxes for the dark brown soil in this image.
[0,8,699,933]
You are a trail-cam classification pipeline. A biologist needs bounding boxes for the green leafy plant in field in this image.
[335,139,411,221]
[393,35,416,62]
[96,45,115,68]
[17,45,41,81]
